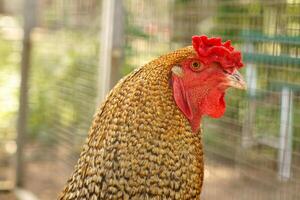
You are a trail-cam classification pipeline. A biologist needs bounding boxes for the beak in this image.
[226,70,247,90]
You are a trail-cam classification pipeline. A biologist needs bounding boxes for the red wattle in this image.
[200,91,226,118]
[173,74,226,133]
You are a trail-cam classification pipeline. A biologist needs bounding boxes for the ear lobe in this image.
[171,65,184,77]
[172,75,193,120]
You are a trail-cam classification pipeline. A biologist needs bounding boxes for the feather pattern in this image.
[58,46,204,200]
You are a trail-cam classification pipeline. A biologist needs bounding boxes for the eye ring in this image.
[190,61,203,72]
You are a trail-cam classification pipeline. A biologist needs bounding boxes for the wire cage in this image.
[23,0,102,198]
[0,0,299,199]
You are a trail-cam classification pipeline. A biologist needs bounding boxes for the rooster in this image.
[58,35,246,200]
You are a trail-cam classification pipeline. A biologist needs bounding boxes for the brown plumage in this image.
[58,46,204,199]
[58,35,246,199]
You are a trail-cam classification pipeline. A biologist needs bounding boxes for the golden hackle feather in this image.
[58,46,204,200]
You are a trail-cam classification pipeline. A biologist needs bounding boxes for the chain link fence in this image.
[0,0,299,199]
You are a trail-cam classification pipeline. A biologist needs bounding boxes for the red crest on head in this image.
[192,35,244,73]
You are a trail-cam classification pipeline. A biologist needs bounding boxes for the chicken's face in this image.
[171,35,246,132]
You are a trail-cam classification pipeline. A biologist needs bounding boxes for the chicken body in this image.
[59,46,204,200]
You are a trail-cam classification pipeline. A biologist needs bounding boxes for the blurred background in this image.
[0,0,299,199]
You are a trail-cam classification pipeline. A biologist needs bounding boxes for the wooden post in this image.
[16,0,36,187]
[278,87,293,181]
[97,0,124,103]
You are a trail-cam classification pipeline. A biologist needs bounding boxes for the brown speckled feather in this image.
[58,46,204,200]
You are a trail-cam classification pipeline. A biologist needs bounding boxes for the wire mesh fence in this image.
[124,1,300,199]
[23,0,101,198]
[0,0,299,199]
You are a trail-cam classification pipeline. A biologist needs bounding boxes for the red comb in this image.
[192,35,243,72]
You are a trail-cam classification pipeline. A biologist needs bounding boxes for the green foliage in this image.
[28,30,99,142]
[122,10,150,75]
[175,0,192,4]
[0,33,20,139]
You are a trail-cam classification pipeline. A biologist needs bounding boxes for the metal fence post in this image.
[278,87,293,181]
[16,0,36,187]
[97,0,124,103]
[242,43,256,148]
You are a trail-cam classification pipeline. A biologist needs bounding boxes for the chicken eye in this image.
[222,69,230,74]
[190,61,203,72]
